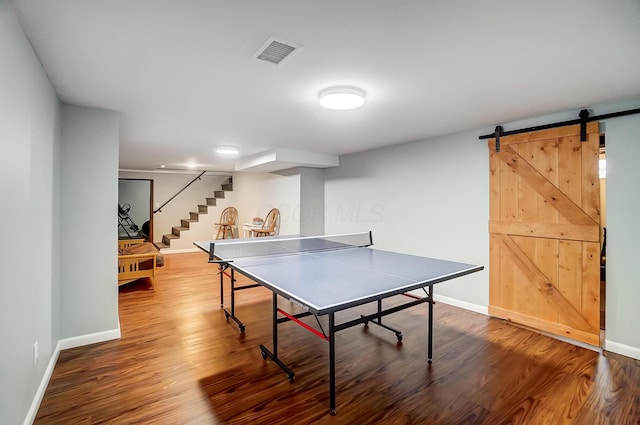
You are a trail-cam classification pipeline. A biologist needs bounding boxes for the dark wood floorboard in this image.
[35,252,640,424]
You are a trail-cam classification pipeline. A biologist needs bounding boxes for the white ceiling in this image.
[11,0,640,172]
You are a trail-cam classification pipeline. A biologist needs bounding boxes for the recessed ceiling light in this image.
[216,146,239,155]
[319,87,365,110]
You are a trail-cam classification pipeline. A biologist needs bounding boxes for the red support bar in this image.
[217,266,232,279]
[278,308,329,341]
[402,292,423,300]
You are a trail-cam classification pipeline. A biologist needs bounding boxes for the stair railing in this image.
[154,170,207,213]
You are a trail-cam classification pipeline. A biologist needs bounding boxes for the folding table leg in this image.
[218,265,224,308]
[260,292,294,382]
[329,312,337,415]
[360,299,403,341]
[223,269,246,333]
[428,284,433,363]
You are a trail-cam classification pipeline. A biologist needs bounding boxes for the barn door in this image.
[488,123,601,346]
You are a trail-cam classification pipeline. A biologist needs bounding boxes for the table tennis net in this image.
[209,232,373,261]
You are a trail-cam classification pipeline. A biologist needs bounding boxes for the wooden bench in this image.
[118,239,163,289]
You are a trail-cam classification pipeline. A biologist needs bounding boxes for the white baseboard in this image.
[23,340,62,425]
[433,294,489,316]
[23,325,121,425]
[58,326,121,350]
[432,296,640,358]
[160,247,201,254]
[604,339,640,360]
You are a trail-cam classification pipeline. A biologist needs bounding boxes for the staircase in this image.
[156,177,233,249]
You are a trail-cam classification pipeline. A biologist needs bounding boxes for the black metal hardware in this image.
[494,125,503,152]
[314,315,327,338]
[259,293,295,382]
[261,287,436,415]
[361,299,403,341]
[220,267,261,333]
[579,109,589,141]
[479,107,640,141]
[154,170,206,213]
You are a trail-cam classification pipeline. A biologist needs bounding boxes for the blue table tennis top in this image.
[195,236,483,315]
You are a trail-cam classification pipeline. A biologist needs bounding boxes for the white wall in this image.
[233,171,302,236]
[0,1,61,423]
[299,168,325,236]
[325,98,640,359]
[605,112,640,357]
[59,105,120,339]
[135,169,320,248]
[325,130,490,307]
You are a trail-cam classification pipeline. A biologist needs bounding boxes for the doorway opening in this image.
[118,178,154,242]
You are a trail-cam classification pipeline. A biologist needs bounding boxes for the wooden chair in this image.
[253,208,280,237]
[215,206,238,239]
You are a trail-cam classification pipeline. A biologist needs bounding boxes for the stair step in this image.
[172,226,189,236]
[160,177,233,248]
[181,219,196,228]
[162,233,179,246]
[155,241,169,249]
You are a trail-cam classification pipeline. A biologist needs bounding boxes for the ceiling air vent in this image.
[255,36,302,65]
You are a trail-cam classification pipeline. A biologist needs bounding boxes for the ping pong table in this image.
[194,232,483,415]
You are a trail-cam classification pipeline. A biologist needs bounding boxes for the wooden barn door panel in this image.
[488,123,601,346]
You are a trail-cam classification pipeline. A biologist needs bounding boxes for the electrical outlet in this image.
[33,341,38,367]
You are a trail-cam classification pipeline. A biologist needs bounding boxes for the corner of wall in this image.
[22,324,121,425]
[604,339,640,361]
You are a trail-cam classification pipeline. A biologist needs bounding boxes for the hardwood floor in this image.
[35,252,640,424]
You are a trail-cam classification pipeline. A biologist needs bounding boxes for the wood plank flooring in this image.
[35,252,640,424]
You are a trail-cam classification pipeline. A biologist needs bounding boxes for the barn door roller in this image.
[579,109,589,142]
[481,106,640,151]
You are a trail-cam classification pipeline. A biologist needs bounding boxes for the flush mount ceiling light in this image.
[216,146,239,155]
[319,87,365,110]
